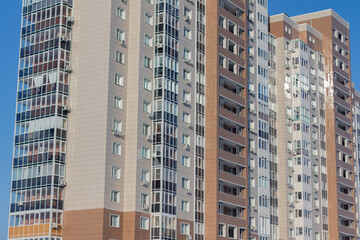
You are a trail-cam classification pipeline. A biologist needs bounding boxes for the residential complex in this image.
[7,0,360,240]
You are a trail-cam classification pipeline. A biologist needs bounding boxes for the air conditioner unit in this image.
[186,188,192,195]
[148,113,154,119]
[184,15,190,21]
[142,204,149,210]
[182,99,190,105]
[186,235,192,240]
[121,0,127,3]
[250,166,255,171]
[288,183,294,189]
[293,64,298,69]
[285,64,290,69]
[64,64,73,73]
[51,223,59,229]
[251,206,257,212]
[184,144,190,151]
[120,40,126,46]
[141,180,149,186]
[250,226,256,231]
[185,78,191,85]
[146,134,152,141]
[62,106,71,113]
[59,180,66,188]
[292,151,297,156]
[157,43,163,48]
[187,123,193,129]
[113,130,123,137]
[289,220,293,225]
[18,201,24,206]
[184,58,193,65]
[66,16,74,24]
[60,36,69,42]
[236,10,243,17]
[289,202,295,208]
[186,0,194,3]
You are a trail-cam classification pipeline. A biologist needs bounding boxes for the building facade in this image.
[7,1,359,240]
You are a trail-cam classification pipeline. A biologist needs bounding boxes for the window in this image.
[183,91,191,101]
[141,170,150,182]
[181,223,190,235]
[144,78,152,91]
[184,27,191,39]
[181,200,190,212]
[144,34,153,47]
[113,120,122,132]
[140,193,149,206]
[182,155,190,167]
[219,223,226,237]
[184,6,192,17]
[183,69,191,81]
[144,56,152,68]
[145,12,153,25]
[116,7,125,20]
[219,55,226,68]
[142,147,150,159]
[182,178,190,189]
[112,167,121,179]
[219,35,226,48]
[110,214,120,227]
[250,178,255,187]
[183,48,191,60]
[142,124,150,135]
[111,190,120,203]
[228,59,237,74]
[115,51,124,64]
[112,143,121,155]
[219,15,226,28]
[228,225,237,239]
[182,112,191,123]
[116,28,125,41]
[143,101,151,113]
[114,73,123,86]
[114,97,123,109]
[182,134,190,145]
[140,217,149,230]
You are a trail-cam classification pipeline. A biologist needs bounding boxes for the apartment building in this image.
[291,10,357,240]
[270,13,329,240]
[7,1,359,240]
[206,0,249,239]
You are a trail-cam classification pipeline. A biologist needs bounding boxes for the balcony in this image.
[218,201,246,224]
[334,72,350,94]
[336,120,352,137]
[219,118,245,145]
[219,138,246,166]
[219,97,246,125]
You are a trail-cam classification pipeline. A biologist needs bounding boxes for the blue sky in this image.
[0,0,359,239]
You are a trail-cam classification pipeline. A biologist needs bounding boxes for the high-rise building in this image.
[7,1,360,240]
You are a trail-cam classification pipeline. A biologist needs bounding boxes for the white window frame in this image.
[110,190,120,203]
[112,166,121,179]
[110,214,120,227]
